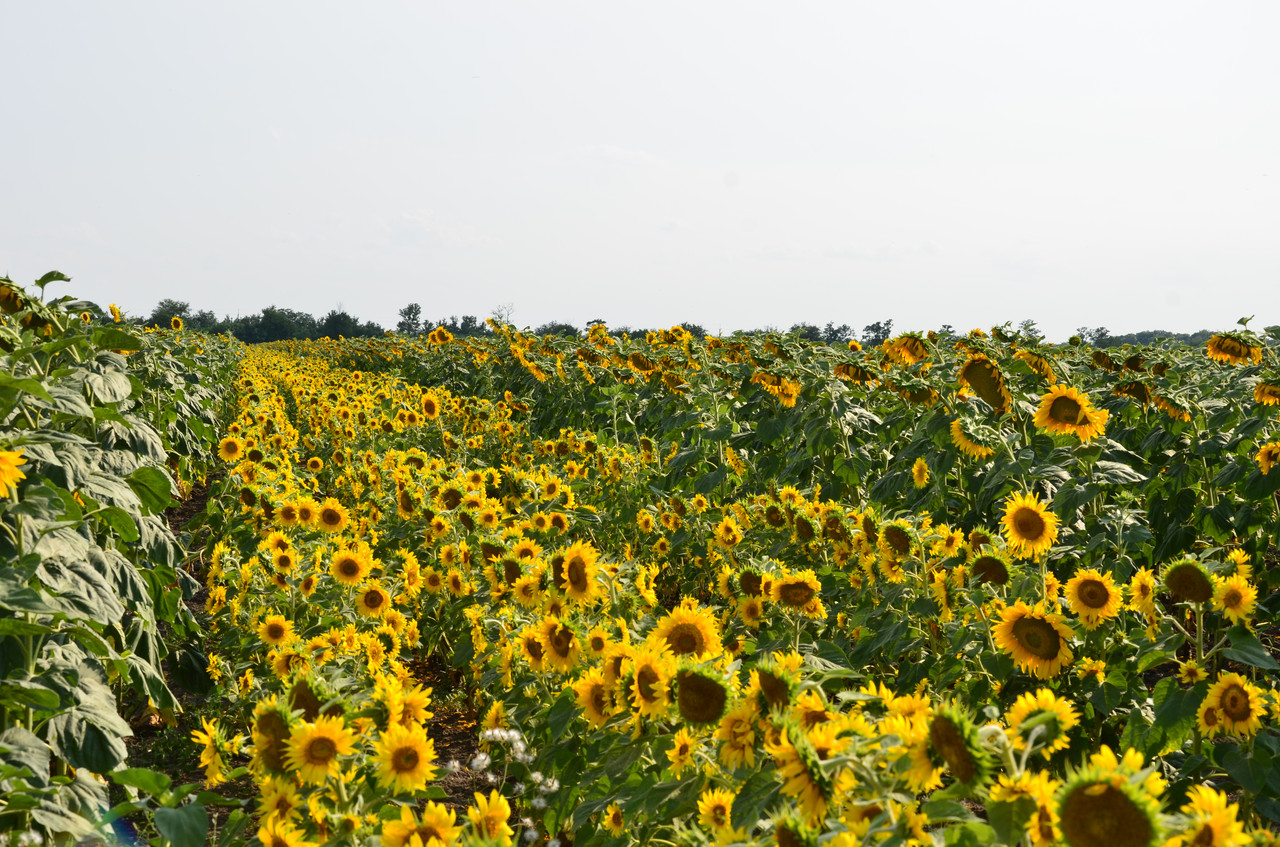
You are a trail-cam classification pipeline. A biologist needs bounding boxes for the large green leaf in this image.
[127,466,173,514]
[155,803,209,847]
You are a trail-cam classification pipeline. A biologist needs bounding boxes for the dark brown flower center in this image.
[1012,617,1061,660]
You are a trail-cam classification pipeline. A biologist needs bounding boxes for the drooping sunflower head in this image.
[675,666,731,725]
[927,704,992,791]
[1163,559,1214,604]
[1056,762,1161,847]
[970,551,1013,586]
[1206,332,1263,366]
[751,659,798,713]
[959,354,1012,414]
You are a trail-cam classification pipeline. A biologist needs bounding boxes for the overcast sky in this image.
[2,2,1277,339]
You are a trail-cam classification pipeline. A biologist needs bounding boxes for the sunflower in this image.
[294,497,319,526]
[959,354,1012,414]
[1255,381,1280,406]
[1164,559,1214,604]
[1033,386,1109,442]
[355,583,391,617]
[572,668,614,728]
[217,437,244,463]
[374,722,438,794]
[285,715,355,785]
[666,727,698,776]
[1175,786,1250,847]
[950,419,996,460]
[714,515,743,548]
[381,803,461,847]
[911,457,930,488]
[675,667,731,725]
[330,547,372,586]
[0,450,25,501]
[315,497,350,533]
[652,601,722,659]
[556,539,600,602]
[1006,688,1079,758]
[715,699,759,770]
[170,315,184,331]
[1001,491,1059,560]
[1206,333,1262,366]
[771,569,822,615]
[927,704,992,791]
[1056,761,1161,847]
[536,615,581,672]
[1205,672,1264,738]
[990,771,1061,847]
[604,803,625,838]
[698,787,737,840]
[627,643,675,718]
[1211,574,1257,625]
[1126,567,1157,617]
[257,819,318,847]
[1064,568,1123,630]
[994,601,1075,678]
[258,614,295,647]
[1256,441,1280,475]
[970,551,1012,586]
[467,791,514,846]
[765,721,833,824]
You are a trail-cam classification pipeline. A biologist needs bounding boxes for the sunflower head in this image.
[751,659,798,713]
[1056,762,1161,847]
[1163,559,1214,604]
[675,666,731,725]
[1001,492,1059,560]
[928,704,993,791]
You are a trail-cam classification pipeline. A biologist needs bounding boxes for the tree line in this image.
[141,299,1267,348]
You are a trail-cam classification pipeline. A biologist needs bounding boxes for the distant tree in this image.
[820,322,853,345]
[862,320,894,346]
[490,303,514,327]
[534,321,578,337]
[1017,320,1045,342]
[396,303,423,335]
[318,309,362,339]
[678,322,707,338]
[186,309,219,332]
[145,298,191,328]
[457,315,485,337]
[788,323,822,342]
[1075,326,1111,346]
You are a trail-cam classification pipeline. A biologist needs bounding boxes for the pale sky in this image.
[2,2,1277,339]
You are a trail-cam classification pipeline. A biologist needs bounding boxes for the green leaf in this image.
[92,327,142,352]
[155,803,209,847]
[944,822,997,847]
[111,767,173,797]
[127,466,173,514]
[0,372,54,402]
[0,678,61,712]
[97,506,140,542]
[731,768,780,830]
[1222,626,1280,670]
[987,797,1037,846]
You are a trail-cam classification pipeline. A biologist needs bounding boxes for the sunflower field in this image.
[4,274,1280,847]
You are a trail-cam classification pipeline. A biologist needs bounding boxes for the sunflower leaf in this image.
[1222,627,1279,670]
